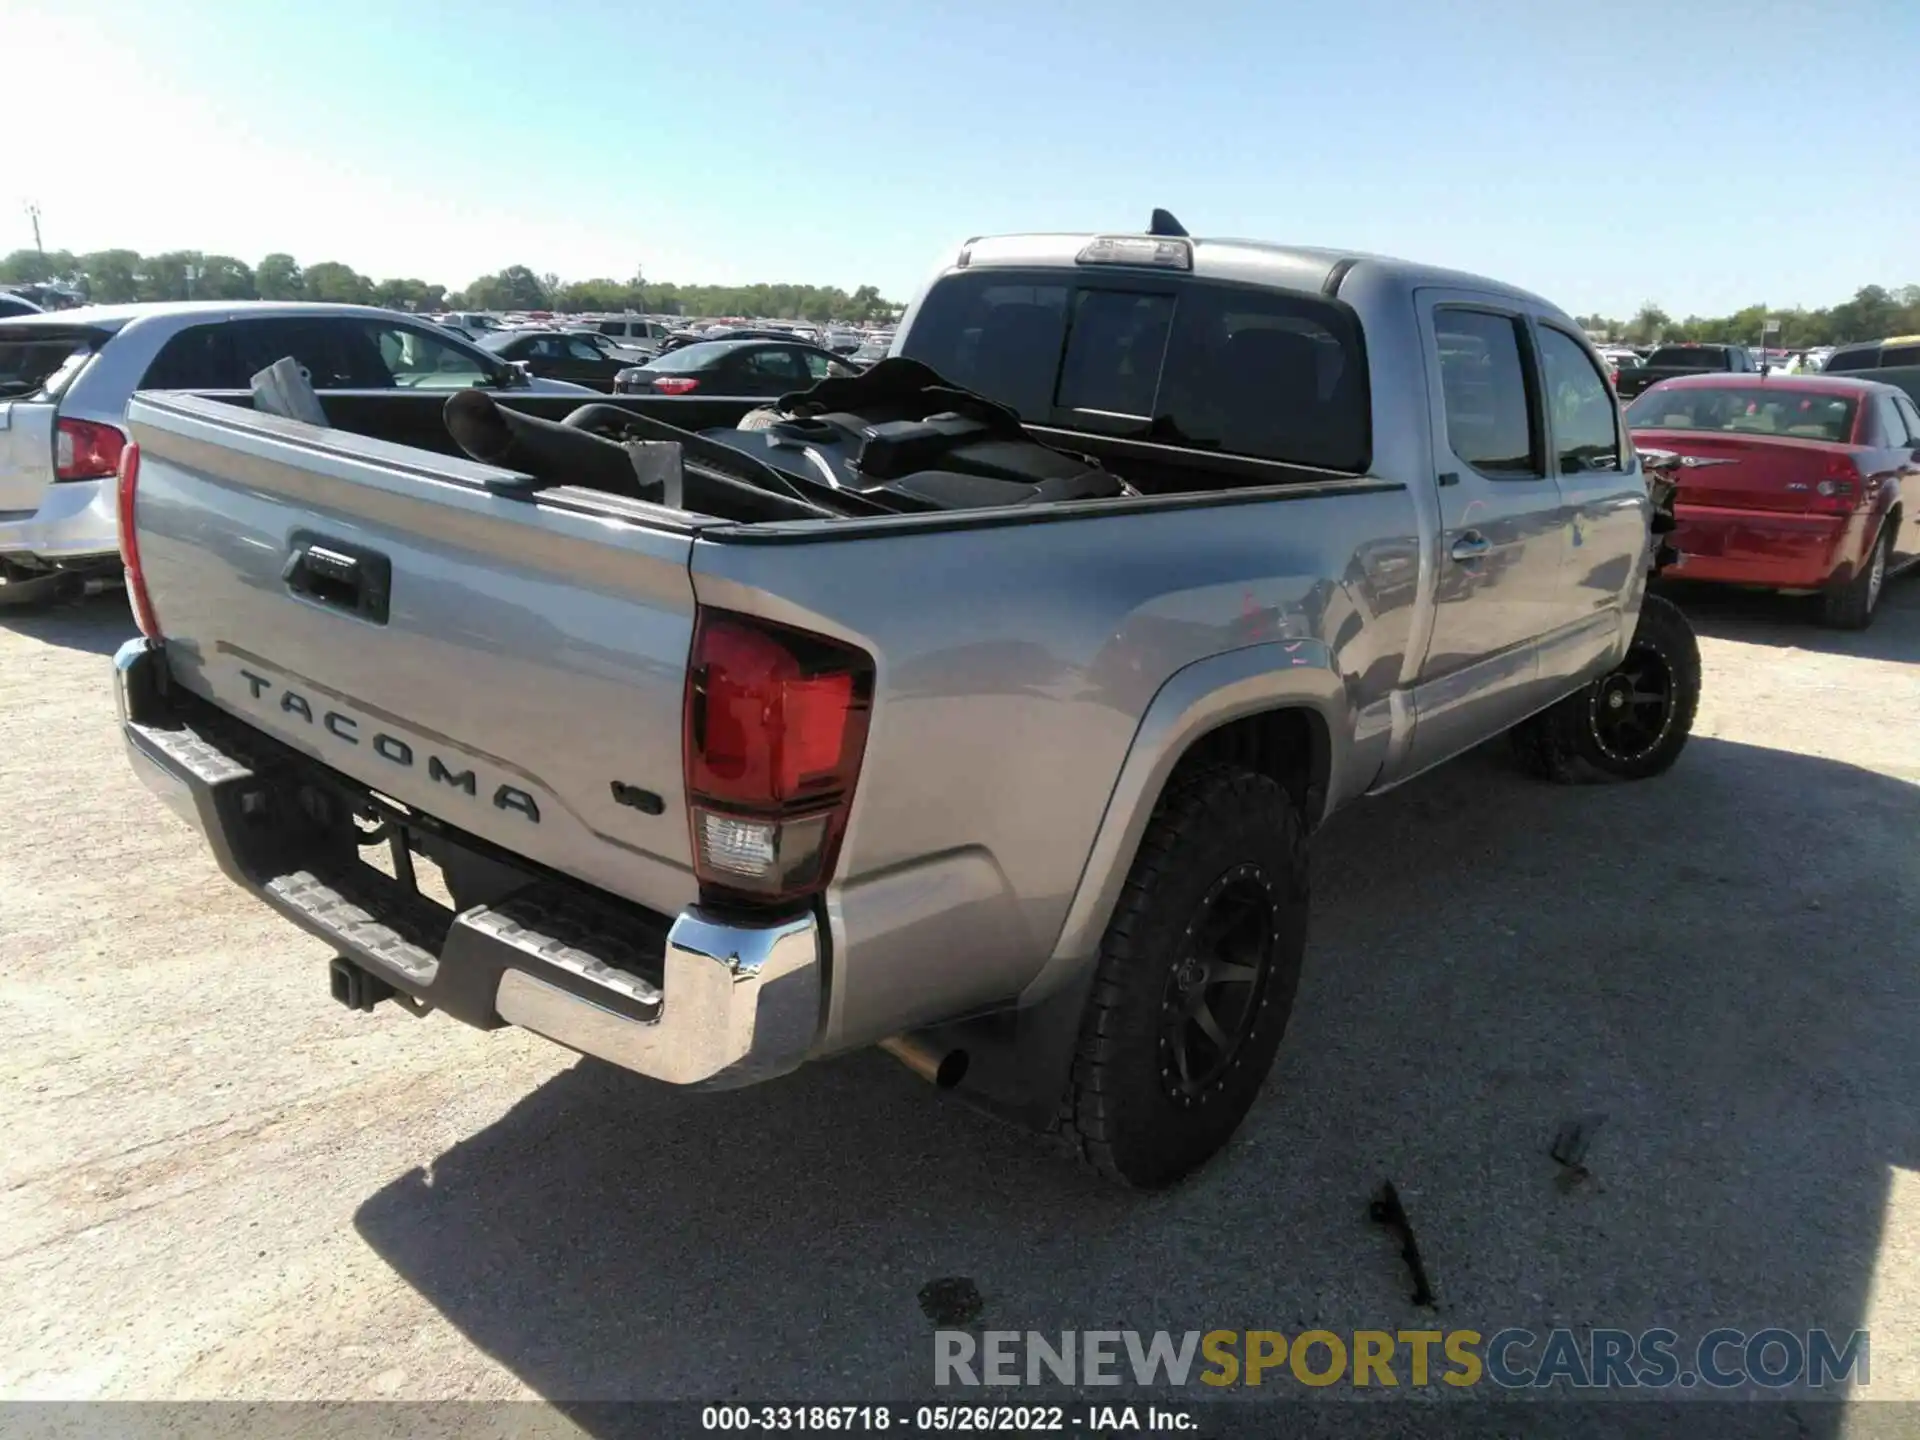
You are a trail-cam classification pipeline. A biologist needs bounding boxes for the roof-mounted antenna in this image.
[1148,208,1188,238]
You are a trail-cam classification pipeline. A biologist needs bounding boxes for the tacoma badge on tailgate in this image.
[236,668,541,823]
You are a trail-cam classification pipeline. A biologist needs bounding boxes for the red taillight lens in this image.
[1808,453,1864,514]
[652,376,700,395]
[116,443,161,637]
[684,610,872,903]
[56,418,127,482]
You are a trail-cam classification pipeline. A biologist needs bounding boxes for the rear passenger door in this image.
[1533,322,1648,688]
[1407,294,1567,774]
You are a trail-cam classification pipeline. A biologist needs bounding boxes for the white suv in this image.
[0,301,593,604]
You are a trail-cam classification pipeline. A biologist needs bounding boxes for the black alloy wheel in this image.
[1586,643,1678,766]
[1159,864,1276,1105]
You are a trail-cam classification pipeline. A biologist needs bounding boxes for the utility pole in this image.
[26,203,43,254]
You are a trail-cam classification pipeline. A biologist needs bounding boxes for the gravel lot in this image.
[2,580,1917,1432]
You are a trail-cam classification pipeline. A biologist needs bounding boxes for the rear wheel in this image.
[1821,524,1891,631]
[1509,593,1700,784]
[1062,767,1309,1189]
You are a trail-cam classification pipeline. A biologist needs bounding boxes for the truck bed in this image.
[124,389,1422,1047]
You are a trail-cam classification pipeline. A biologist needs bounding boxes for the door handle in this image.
[283,531,392,624]
[1449,531,1492,563]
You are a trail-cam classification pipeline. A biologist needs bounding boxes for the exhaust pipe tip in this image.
[879,1034,969,1090]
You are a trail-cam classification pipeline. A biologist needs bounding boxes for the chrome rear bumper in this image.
[114,636,822,1089]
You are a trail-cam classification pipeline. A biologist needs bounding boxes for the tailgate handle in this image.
[283,532,391,624]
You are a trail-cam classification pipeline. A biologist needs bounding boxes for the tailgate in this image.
[125,392,704,916]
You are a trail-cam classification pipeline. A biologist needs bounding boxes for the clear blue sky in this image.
[10,0,1915,317]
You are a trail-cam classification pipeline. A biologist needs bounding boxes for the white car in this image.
[0,301,594,603]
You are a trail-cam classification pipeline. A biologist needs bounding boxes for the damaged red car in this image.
[1625,373,1920,628]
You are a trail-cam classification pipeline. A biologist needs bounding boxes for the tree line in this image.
[0,249,900,324]
[9,245,1914,344]
[1578,286,1920,349]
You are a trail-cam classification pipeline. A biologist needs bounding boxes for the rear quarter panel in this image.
[692,485,1423,1048]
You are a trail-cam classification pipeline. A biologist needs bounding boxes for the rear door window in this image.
[1894,394,1920,442]
[1876,395,1911,446]
[802,350,857,381]
[1882,344,1920,367]
[142,324,245,389]
[233,318,390,389]
[742,348,807,386]
[1436,311,1536,480]
[1433,309,1541,477]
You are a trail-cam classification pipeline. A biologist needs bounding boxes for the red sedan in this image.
[1625,373,1920,628]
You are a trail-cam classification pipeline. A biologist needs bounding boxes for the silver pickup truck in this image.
[111,224,1699,1188]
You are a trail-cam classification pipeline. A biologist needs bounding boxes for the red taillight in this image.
[683,610,873,904]
[116,443,161,637]
[652,376,700,395]
[56,418,127,481]
[1808,453,1864,514]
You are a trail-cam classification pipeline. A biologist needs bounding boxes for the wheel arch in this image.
[1021,641,1356,1008]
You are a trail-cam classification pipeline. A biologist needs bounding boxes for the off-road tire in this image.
[1061,767,1309,1189]
[1821,524,1891,631]
[1508,593,1700,784]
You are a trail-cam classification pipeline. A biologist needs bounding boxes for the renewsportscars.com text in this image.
[934,1328,1869,1390]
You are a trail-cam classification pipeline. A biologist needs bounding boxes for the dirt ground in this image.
[2,580,1917,1433]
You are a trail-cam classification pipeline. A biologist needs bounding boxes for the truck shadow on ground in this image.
[1659,573,1920,664]
[354,732,1917,1432]
[0,590,135,657]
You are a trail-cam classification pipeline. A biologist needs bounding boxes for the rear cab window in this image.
[898,268,1371,473]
